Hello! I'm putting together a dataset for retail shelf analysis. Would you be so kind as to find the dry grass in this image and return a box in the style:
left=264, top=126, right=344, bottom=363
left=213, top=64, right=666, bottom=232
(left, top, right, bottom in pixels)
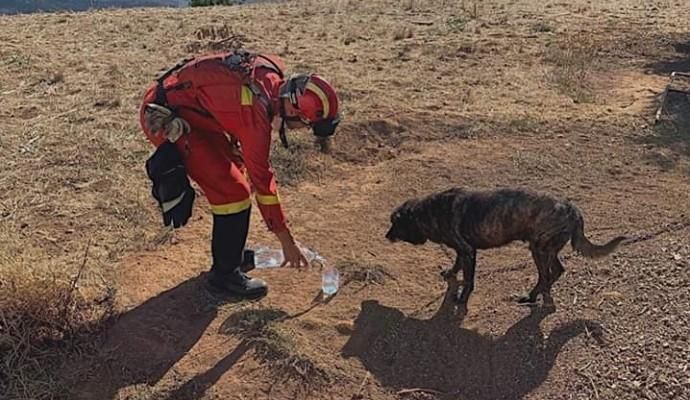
left=271, top=133, right=323, bottom=186
left=338, top=260, right=396, bottom=287
left=544, top=33, right=602, bottom=103
left=253, top=324, right=330, bottom=387
left=186, top=23, right=248, bottom=53
left=392, top=26, right=414, bottom=41
left=0, top=242, right=114, bottom=399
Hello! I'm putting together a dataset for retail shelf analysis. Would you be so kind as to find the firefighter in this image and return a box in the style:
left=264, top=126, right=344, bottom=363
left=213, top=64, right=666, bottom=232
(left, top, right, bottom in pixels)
left=140, top=49, right=340, bottom=299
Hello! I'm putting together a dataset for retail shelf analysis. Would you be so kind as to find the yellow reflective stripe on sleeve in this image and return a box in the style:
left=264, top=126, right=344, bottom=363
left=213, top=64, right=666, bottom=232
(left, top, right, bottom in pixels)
left=210, top=198, right=252, bottom=215
left=306, top=81, right=329, bottom=117
left=240, top=86, right=253, bottom=106
left=256, top=193, right=280, bottom=206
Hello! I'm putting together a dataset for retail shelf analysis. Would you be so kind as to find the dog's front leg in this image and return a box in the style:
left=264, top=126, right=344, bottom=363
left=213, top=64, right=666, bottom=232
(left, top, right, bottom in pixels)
left=440, top=254, right=463, bottom=280
left=440, top=244, right=477, bottom=304
left=440, top=238, right=473, bottom=279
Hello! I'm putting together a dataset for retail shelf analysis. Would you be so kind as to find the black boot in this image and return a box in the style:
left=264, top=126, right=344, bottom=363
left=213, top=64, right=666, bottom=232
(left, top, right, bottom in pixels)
left=207, top=208, right=268, bottom=298
left=208, top=269, right=268, bottom=299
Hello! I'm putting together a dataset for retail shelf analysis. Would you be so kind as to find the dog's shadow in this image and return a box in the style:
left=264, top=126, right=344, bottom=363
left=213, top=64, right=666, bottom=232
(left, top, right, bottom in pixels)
left=342, top=281, right=603, bottom=400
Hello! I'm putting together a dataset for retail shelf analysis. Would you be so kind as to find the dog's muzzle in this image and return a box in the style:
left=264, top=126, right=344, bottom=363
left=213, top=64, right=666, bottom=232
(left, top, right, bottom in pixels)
left=385, top=229, right=398, bottom=242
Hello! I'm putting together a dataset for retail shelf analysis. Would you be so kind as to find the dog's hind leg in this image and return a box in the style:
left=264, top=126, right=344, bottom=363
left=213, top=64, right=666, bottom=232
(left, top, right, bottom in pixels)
left=539, top=254, right=564, bottom=308
left=518, top=247, right=551, bottom=305
left=543, top=234, right=570, bottom=306
left=549, top=255, right=565, bottom=286
left=457, top=249, right=477, bottom=304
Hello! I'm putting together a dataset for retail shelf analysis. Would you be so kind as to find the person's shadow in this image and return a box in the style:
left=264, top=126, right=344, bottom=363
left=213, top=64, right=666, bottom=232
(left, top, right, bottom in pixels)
left=70, top=273, right=326, bottom=400
left=341, top=279, right=604, bottom=400
left=70, top=273, right=250, bottom=400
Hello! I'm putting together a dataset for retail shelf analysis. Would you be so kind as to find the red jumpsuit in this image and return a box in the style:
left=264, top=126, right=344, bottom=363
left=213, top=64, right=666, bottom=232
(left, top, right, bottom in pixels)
left=139, top=54, right=288, bottom=233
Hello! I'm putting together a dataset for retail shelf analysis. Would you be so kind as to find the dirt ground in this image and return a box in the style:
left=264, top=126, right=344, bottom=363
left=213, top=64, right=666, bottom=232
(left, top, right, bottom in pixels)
left=1, top=0, right=689, bottom=399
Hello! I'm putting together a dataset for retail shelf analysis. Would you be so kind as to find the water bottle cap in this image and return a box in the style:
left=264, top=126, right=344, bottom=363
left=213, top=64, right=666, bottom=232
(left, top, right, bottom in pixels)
left=312, top=256, right=325, bottom=269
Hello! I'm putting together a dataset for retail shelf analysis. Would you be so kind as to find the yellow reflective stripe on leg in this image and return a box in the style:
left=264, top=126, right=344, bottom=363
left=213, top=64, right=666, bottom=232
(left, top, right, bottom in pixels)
left=240, top=86, right=253, bottom=106
left=256, top=193, right=280, bottom=206
left=210, top=198, right=252, bottom=215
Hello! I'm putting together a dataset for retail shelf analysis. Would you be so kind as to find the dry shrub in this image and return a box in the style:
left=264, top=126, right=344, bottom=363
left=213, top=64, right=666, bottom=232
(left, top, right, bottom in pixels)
left=0, top=261, right=114, bottom=400
left=533, top=21, right=554, bottom=33
left=338, top=261, right=396, bottom=287
left=392, top=26, right=414, bottom=41
left=220, top=307, right=330, bottom=388
left=271, top=133, right=322, bottom=186
left=544, top=33, right=602, bottom=103
left=253, top=324, right=330, bottom=386
left=186, top=23, right=248, bottom=53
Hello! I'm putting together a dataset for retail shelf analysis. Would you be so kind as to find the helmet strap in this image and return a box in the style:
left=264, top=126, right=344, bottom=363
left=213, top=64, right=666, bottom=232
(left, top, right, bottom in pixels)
left=279, top=119, right=289, bottom=149
left=278, top=99, right=290, bottom=149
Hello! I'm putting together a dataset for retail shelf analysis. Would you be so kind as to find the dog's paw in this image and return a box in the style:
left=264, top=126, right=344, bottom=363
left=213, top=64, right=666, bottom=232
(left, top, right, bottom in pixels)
left=515, top=294, right=538, bottom=306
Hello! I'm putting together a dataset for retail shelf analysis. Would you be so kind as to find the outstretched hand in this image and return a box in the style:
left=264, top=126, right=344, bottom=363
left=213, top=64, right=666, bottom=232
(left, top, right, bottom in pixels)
left=276, top=230, right=309, bottom=268
left=280, top=240, right=309, bottom=268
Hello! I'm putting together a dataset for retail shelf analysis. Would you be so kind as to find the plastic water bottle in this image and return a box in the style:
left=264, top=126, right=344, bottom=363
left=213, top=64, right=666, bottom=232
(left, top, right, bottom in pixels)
left=252, top=244, right=322, bottom=269
left=253, top=247, right=284, bottom=268
left=318, top=258, right=340, bottom=297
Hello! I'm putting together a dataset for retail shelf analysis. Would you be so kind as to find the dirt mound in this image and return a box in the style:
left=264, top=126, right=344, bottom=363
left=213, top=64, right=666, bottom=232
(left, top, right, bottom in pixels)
left=332, top=115, right=470, bottom=164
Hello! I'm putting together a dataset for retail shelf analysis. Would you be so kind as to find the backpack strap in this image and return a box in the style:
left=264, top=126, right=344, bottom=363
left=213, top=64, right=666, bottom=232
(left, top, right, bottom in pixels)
left=152, top=50, right=283, bottom=123
left=153, top=57, right=195, bottom=105
left=220, top=50, right=285, bottom=121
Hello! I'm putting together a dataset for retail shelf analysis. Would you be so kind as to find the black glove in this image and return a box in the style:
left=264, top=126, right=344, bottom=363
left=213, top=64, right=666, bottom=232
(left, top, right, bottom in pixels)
left=145, top=141, right=195, bottom=228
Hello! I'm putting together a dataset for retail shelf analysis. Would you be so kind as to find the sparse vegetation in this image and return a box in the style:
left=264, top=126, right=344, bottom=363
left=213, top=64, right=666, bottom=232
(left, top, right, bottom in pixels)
left=446, top=15, right=467, bottom=32
left=0, top=260, right=114, bottom=399
left=271, top=133, right=321, bottom=186
left=338, top=260, right=396, bottom=287
left=544, top=33, right=602, bottom=103
left=392, top=26, right=414, bottom=41
left=533, top=21, right=554, bottom=33
left=220, top=307, right=330, bottom=387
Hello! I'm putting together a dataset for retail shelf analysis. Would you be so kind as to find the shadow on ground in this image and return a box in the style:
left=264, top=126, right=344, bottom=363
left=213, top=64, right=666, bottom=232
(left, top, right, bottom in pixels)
left=68, top=273, right=250, bottom=400
left=639, top=86, right=690, bottom=173
left=646, top=37, right=690, bottom=75
left=342, top=285, right=603, bottom=400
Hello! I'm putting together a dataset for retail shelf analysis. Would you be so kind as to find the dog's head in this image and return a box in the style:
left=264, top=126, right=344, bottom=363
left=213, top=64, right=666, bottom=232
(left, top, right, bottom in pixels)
left=385, top=200, right=428, bottom=245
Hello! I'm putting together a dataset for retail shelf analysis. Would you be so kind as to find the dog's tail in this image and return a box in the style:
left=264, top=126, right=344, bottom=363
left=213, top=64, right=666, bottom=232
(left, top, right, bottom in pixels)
left=570, top=207, right=626, bottom=259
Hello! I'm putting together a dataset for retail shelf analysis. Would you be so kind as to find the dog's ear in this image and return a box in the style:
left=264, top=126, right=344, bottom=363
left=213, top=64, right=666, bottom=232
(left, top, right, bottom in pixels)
left=390, top=202, right=408, bottom=223
left=399, top=199, right=418, bottom=217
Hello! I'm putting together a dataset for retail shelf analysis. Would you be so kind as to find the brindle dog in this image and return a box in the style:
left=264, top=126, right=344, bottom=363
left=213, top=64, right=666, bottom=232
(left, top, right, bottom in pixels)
left=386, top=188, right=626, bottom=306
